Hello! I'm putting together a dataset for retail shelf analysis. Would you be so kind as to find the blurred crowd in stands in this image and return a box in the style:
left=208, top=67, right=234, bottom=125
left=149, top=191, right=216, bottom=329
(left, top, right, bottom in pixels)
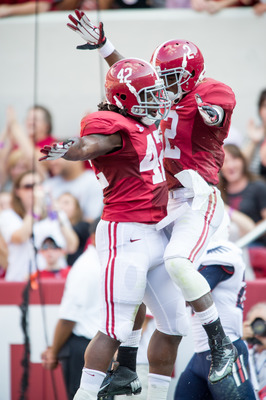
left=0, top=0, right=266, bottom=16
left=0, top=104, right=103, bottom=281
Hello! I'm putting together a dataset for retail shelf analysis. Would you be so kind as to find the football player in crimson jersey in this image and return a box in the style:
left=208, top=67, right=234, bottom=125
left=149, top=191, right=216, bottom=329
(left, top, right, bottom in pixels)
left=40, top=58, right=190, bottom=400
left=66, top=10, right=238, bottom=396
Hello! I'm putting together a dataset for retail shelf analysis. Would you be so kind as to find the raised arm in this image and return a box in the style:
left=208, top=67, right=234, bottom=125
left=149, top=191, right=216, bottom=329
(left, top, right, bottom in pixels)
left=67, top=10, right=124, bottom=67
left=39, top=133, right=122, bottom=162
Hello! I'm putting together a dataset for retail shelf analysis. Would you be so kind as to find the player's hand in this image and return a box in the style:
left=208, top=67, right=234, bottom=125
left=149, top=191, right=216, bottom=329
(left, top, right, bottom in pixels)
left=39, top=140, right=75, bottom=161
left=195, top=93, right=220, bottom=125
left=67, top=9, right=106, bottom=50
left=41, top=347, right=58, bottom=370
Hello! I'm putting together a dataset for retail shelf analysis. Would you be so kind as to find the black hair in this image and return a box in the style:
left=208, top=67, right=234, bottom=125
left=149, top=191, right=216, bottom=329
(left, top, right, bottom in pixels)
left=97, top=101, right=128, bottom=117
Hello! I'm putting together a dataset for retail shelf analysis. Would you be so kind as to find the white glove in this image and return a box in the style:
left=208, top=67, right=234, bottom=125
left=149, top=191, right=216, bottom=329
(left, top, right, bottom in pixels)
left=67, top=9, right=106, bottom=50
left=195, top=93, right=224, bottom=126
left=39, top=140, right=76, bottom=161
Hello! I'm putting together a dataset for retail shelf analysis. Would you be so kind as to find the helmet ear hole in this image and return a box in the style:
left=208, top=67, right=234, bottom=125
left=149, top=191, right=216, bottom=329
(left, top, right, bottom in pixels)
left=191, top=70, right=195, bottom=78
left=120, top=94, right=127, bottom=101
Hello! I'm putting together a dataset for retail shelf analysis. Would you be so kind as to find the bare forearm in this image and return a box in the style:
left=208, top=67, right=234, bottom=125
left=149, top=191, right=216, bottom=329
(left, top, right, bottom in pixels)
left=104, top=50, right=124, bottom=67
left=230, top=209, right=255, bottom=237
left=59, top=224, right=79, bottom=254
left=0, top=235, right=8, bottom=270
left=242, top=141, right=257, bottom=164
left=42, top=319, right=75, bottom=370
left=11, top=214, right=33, bottom=244
left=52, top=319, right=75, bottom=356
left=63, top=134, right=122, bottom=161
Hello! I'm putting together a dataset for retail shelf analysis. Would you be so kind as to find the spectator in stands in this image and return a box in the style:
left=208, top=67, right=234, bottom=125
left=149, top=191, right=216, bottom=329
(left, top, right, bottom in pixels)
left=242, top=302, right=266, bottom=400
left=1, top=149, right=35, bottom=192
left=23, top=105, right=57, bottom=150
left=0, top=169, right=79, bottom=280
left=0, top=191, right=11, bottom=211
left=190, top=0, right=258, bottom=14
left=0, top=0, right=82, bottom=17
left=166, top=0, right=190, bottom=8
left=43, top=156, right=103, bottom=223
left=252, top=0, right=266, bottom=14
left=259, top=139, right=266, bottom=179
left=0, top=170, right=44, bottom=281
left=0, top=0, right=52, bottom=17
left=31, top=235, right=71, bottom=280
left=56, top=192, right=91, bottom=266
left=0, top=234, right=8, bottom=278
left=243, top=89, right=266, bottom=177
left=218, top=144, right=266, bottom=248
left=80, top=0, right=160, bottom=9
left=0, top=106, right=50, bottom=190
left=241, top=0, right=266, bottom=13
left=41, top=219, right=101, bottom=400
left=33, top=193, right=79, bottom=270
left=224, top=203, right=255, bottom=242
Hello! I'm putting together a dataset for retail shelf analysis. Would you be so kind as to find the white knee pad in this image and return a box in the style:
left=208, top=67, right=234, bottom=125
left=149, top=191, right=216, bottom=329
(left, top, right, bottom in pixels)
left=100, top=321, right=134, bottom=344
left=100, top=303, right=137, bottom=343
left=165, top=257, right=210, bottom=302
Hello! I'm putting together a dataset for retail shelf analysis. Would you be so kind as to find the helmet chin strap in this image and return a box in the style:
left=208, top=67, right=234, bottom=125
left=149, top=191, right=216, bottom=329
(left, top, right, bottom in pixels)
left=167, top=88, right=183, bottom=103
left=140, top=116, right=155, bottom=126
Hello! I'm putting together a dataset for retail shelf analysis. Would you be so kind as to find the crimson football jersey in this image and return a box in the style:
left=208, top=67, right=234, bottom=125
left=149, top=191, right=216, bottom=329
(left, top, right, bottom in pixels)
left=80, top=111, right=167, bottom=223
left=161, top=78, right=236, bottom=190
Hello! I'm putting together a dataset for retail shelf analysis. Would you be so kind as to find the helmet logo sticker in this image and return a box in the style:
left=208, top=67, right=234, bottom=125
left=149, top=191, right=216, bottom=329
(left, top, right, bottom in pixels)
left=117, top=67, right=132, bottom=83
left=182, top=44, right=195, bottom=69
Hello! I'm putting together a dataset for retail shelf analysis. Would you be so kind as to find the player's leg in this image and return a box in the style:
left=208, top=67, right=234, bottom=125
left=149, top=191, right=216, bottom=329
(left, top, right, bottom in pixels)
left=144, top=253, right=189, bottom=400
left=98, top=304, right=145, bottom=399
left=174, top=353, right=212, bottom=400
left=208, top=339, right=257, bottom=400
left=164, top=188, right=237, bottom=383
left=74, top=221, right=150, bottom=400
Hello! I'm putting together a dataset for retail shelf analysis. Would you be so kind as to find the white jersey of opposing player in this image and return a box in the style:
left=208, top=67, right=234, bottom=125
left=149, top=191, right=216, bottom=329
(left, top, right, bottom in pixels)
left=192, top=240, right=246, bottom=353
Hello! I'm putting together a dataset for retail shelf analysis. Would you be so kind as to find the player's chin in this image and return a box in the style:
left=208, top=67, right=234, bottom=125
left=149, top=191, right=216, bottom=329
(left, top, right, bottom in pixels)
left=151, top=109, right=158, bottom=117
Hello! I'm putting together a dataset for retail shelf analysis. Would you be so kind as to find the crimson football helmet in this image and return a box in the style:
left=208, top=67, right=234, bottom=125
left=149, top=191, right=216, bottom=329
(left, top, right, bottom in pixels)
left=105, top=58, right=171, bottom=124
left=150, top=39, right=205, bottom=102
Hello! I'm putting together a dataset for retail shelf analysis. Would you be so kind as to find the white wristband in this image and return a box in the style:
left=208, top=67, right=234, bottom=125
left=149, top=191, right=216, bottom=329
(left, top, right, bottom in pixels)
left=58, top=210, right=72, bottom=229
left=98, top=38, right=115, bottom=58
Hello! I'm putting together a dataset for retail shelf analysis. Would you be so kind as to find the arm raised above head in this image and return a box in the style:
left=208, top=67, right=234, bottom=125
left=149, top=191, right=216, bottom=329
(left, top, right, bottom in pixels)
left=67, top=9, right=124, bottom=67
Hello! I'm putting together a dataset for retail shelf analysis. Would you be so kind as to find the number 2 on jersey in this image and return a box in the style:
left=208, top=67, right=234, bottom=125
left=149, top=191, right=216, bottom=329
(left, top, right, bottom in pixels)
left=164, top=110, right=181, bottom=159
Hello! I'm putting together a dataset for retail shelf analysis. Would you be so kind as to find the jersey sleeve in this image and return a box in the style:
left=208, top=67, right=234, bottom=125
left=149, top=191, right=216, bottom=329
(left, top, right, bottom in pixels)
left=80, top=111, right=129, bottom=137
left=197, top=79, right=236, bottom=113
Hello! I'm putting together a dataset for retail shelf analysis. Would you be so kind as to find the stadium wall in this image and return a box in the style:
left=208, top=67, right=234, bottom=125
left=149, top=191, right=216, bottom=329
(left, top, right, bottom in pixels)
left=0, top=9, right=266, bottom=142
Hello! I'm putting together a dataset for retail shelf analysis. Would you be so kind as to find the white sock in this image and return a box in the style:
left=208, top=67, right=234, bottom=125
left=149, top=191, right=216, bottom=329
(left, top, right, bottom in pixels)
left=73, top=387, right=96, bottom=400
left=120, top=329, right=142, bottom=347
left=195, top=303, right=219, bottom=325
left=80, top=368, right=106, bottom=393
left=147, top=373, right=171, bottom=400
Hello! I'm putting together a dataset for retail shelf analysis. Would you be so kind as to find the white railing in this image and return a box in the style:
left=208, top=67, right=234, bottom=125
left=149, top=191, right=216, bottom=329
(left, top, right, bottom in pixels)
left=236, top=220, right=266, bottom=249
